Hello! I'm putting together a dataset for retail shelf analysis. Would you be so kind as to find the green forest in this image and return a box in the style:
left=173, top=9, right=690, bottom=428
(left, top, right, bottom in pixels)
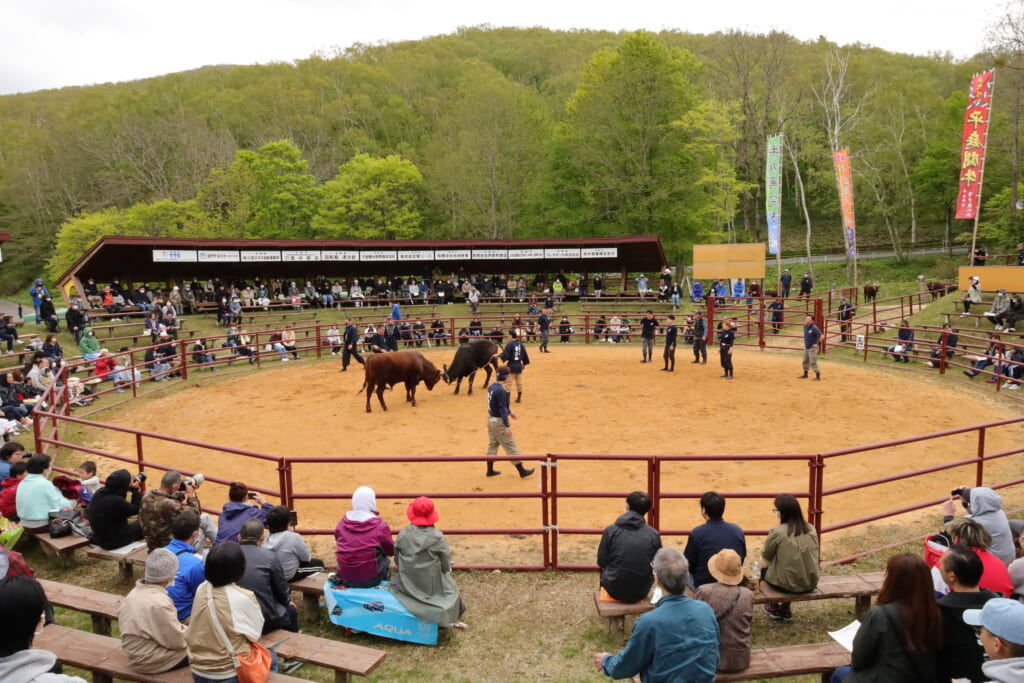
left=1, top=24, right=1022, bottom=293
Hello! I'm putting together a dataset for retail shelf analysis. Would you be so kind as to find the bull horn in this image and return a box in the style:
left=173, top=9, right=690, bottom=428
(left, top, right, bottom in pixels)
left=442, top=363, right=451, bottom=383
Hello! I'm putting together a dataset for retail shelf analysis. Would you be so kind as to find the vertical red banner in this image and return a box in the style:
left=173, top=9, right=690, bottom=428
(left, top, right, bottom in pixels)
left=833, top=149, right=856, bottom=256
left=955, top=70, right=995, bottom=220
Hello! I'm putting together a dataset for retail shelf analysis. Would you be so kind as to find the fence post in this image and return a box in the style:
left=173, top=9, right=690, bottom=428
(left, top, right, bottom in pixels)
left=255, top=332, right=262, bottom=368
left=976, top=427, right=986, bottom=486
left=585, top=314, right=590, bottom=345
left=278, top=458, right=291, bottom=508
left=129, top=350, right=138, bottom=397
left=707, top=297, right=716, bottom=336
left=809, top=455, right=825, bottom=560
left=758, top=298, right=765, bottom=348
left=648, top=457, right=659, bottom=531
left=179, top=339, right=189, bottom=380
left=938, top=335, right=948, bottom=374
left=541, top=455, right=550, bottom=569
left=136, top=433, right=144, bottom=473
left=549, top=453, right=559, bottom=570
left=315, top=323, right=323, bottom=360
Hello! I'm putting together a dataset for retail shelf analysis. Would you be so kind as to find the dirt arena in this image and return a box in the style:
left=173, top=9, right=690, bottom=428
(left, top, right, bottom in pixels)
left=80, top=345, right=1023, bottom=566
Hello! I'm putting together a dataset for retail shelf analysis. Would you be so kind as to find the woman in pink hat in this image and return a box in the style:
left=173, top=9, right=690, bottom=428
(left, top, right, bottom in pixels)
left=389, top=497, right=465, bottom=627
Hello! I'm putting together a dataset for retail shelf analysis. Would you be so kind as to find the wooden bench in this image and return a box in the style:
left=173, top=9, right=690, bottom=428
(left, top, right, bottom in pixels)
left=34, top=532, right=92, bottom=568
left=718, top=641, right=851, bottom=682
left=86, top=542, right=149, bottom=581
left=291, top=571, right=328, bottom=619
left=594, top=572, right=884, bottom=642
left=34, top=623, right=300, bottom=683
left=261, top=629, right=387, bottom=683
left=38, top=577, right=123, bottom=635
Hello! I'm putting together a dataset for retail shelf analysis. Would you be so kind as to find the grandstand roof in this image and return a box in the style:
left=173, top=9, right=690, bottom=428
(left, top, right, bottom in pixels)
left=56, top=235, right=667, bottom=291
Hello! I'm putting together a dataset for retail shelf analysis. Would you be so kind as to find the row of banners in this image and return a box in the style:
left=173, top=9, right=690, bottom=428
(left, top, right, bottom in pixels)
left=764, top=69, right=995, bottom=253
left=152, top=247, right=620, bottom=264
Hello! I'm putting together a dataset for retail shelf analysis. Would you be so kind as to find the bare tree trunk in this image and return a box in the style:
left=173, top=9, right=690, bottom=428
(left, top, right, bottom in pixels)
left=787, top=141, right=814, bottom=281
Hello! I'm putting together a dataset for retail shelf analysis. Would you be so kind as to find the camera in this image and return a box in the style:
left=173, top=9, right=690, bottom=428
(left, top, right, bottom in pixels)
left=178, top=473, right=205, bottom=492
left=951, top=486, right=967, bottom=499
left=133, top=472, right=147, bottom=483
left=247, top=492, right=258, bottom=499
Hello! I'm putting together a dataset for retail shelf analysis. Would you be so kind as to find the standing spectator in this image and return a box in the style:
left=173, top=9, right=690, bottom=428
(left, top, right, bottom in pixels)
left=684, top=491, right=747, bottom=588
left=594, top=548, right=719, bottom=682
left=768, top=298, right=784, bottom=334
left=15, top=454, right=74, bottom=533
left=662, top=314, right=677, bottom=371
left=669, top=281, right=683, bottom=310
left=0, top=576, right=86, bottom=682
left=837, top=298, right=854, bottom=343
left=264, top=505, right=323, bottom=582
left=635, top=274, right=650, bottom=301
left=65, top=303, right=86, bottom=343
left=118, top=549, right=189, bottom=674
left=799, top=272, right=813, bottom=296
left=237, top=519, right=298, bottom=634
left=389, top=497, right=465, bottom=626
left=800, top=315, right=823, bottom=380
left=780, top=269, right=792, bottom=298
left=639, top=311, right=658, bottom=364
left=1017, top=243, right=1024, bottom=266
left=28, top=279, right=49, bottom=326
left=831, top=553, right=941, bottom=682
left=936, top=545, right=999, bottom=682
left=86, top=469, right=144, bottom=550
left=499, top=330, right=529, bottom=403
left=718, top=320, right=736, bottom=379
left=334, top=486, right=394, bottom=588
left=558, top=315, right=572, bottom=344
left=593, top=275, right=604, bottom=298
left=962, top=276, right=982, bottom=316
left=186, top=542, right=275, bottom=681
left=597, top=491, right=662, bottom=603
left=760, top=494, right=819, bottom=621
left=694, top=549, right=753, bottom=673
left=214, top=482, right=273, bottom=545
left=692, top=310, right=708, bottom=364
left=973, top=244, right=988, bottom=266
left=165, top=510, right=206, bottom=621
left=962, top=598, right=1024, bottom=682
left=484, top=367, right=534, bottom=478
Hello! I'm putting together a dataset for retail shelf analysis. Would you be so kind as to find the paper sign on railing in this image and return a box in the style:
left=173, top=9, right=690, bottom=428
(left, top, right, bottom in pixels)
left=855, top=335, right=865, bottom=351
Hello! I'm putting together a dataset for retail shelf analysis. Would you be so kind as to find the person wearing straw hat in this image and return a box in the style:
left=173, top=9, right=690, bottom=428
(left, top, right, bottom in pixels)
left=694, top=549, right=753, bottom=673
left=389, top=497, right=465, bottom=627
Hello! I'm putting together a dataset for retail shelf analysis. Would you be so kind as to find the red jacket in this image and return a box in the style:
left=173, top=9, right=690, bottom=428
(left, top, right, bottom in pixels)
left=974, top=546, right=1014, bottom=597
left=0, top=476, right=22, bottom=518
left=94, top=355, right=116, bottom=378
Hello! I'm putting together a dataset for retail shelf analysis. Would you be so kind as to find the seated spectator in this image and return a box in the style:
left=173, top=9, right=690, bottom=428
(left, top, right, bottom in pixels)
left=100, top=286, right=122, bottom=314
left=165, top=510, right=206, bottom=621
left=0, top=316, right=21, bottom=352
left=924, top=323, right=959, bottom=368
left=118, top=548, right=189, bottom=674
left=0, top=374, right=33, bottom=426
left=594, top=548, right=719, bottom=682
left=935, top=518, right=1014, bottom=597
left=214, top=481, right=273, bottom=545
left=281, top=325, right=299, bottom=359
left=963, top=333, right=1005, bottom=380
left=831, top=553, right=941, bottom=682
left=144, top=312, right=163, bottom=343
left=15, top=454, right=74, bottom=533
left=326, top=325, right=342, bottom=355
left=334, top=486, right=394, bottom=588
left=74, top=461, right=99, bottom=501
left=694, top=549, right=752, bottom=673
left=0, top=441, right=23, bottom=481
left=154, top=334, right=182, bottom=377
left=944, top=486, right=1015, bottom=564
left=93, top=349, right=117, bottom=379
left=962, top=598, right=1024, bottom=682
left=684, top=491, right=747, bottom=588
left=139, top=471, right=204, bottom=550
left=37, top=296, right=59, bottom=333
left=238, top=519, right=298, bottom=634
left=389, top=497, right=464, bottom=626
left=78, top=327, right=102, bottom=361
left=887, top=319, right=914, bottom=362
left=186, top=542, right=276, bottom=680
left=0, top=461, right=28, bottom=520
left=25, top=355, right=54, bottom=394
left=761, top=494, right=819, bottom=621
left=267, top=330, right=290, bottom=362
left=0, top=576, right=86, bottom=682
left=265, top=505, right=323, bottom=582
left=191, top=338, right=216, bottom=371
left=40, top=334, right=63, bottom=367
left=597, top=491, right=662, bottom=603
left=86, top=469, right=144, bottom=550
left=936, top=545, right=999, bottom=682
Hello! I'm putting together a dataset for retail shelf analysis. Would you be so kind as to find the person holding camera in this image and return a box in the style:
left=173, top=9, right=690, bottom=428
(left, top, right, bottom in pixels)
left=944, top=486, right=1015, bottom=565
left=86, top=469, right=144, bottom=550
left=139, top=471, right=204, bottom=550
left=214, top=482, right=273, bottom=545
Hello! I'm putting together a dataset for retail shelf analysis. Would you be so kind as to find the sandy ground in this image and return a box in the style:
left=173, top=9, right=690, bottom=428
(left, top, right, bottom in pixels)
left=80, top=344, right=1023, bottom=566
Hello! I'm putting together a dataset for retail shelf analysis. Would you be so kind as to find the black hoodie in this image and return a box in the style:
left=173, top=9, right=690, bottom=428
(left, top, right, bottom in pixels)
left=597, top=510, right=662, bottom=602
left=86, top=468, right=143, bottom=549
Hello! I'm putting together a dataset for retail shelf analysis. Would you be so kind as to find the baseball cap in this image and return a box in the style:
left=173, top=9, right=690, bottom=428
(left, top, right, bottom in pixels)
left=963, top=598, right=1024, bottom=645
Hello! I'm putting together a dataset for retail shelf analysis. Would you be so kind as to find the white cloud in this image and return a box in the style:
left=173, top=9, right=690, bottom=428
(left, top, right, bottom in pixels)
left=0, top=0, right=1003, bottom=95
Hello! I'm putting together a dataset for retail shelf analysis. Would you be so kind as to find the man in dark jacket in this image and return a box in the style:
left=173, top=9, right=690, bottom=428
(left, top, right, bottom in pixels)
left=691, top=311, right=708, bottom=364
left=65, top=303, right=87, bottom=343
left=341, top=318, right=365, bottom=371
left=683, top=491, right=746, bottom=587
left=86, top=469, right=143, bottom=550
left=597, top=491, right=662, bottom=602
left=937, top=545, right=998, bottom=682
left=780, top=269, right=792, bottom=298
left=238, top=519, right=298, bottom=634
left=799, top=272, right=813, bottom=296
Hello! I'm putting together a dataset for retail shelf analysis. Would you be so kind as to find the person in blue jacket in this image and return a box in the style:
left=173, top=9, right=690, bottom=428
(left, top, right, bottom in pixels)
left=214, top=481, right=273, bottom=544
left=164, top=510, right=206, bottom=620
left=594, top=547, right=720, bottom=682
left=29, top=279, right=49, bottom=326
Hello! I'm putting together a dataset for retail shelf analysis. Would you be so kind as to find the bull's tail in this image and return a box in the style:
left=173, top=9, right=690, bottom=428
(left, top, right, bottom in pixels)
left=356, top=380, right=367, bottom=395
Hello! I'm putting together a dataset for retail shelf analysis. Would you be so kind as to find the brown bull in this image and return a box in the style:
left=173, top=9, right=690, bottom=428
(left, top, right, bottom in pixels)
left=359, top=351, right=442, bottom=413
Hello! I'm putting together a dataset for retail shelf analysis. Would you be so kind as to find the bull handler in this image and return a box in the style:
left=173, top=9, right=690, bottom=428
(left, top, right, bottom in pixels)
left=498, top=329, right=530, bottom=403
left=485, top=365, right=534, bottom=478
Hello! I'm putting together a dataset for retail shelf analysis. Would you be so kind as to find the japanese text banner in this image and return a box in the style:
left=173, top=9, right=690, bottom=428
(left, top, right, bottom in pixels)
left=765, top=134, right=783, bottom=255
left=833, top=149, right=856, bottom=257
left=955, top=70, right=995, bottom=220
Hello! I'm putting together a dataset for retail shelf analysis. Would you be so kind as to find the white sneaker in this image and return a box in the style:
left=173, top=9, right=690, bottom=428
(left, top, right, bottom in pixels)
left=960, top=313, right=969, bottom=317
left=996, top=325, right=1003, bottom=331
left=1007, top=383, right=1020, bottom=390
left=281, top=357, right=290, bottom=362
left=1008, top=328, right=1016, bottom=333
left=15, top=340, right=23, bottom=344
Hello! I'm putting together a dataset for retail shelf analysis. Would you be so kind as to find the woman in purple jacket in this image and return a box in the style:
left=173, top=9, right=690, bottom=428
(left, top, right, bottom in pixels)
left=334, top=486, right=394, bottom=587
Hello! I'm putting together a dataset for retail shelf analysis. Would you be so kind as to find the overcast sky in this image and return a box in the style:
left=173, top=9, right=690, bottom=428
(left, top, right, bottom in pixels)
left=0, top=0, right=1008, bottom=95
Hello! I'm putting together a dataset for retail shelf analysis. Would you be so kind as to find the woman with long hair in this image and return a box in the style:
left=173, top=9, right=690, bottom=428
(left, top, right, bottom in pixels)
left=831, top=552, right=942, bottom=682
left=760, top=494, right=819, bottom=620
